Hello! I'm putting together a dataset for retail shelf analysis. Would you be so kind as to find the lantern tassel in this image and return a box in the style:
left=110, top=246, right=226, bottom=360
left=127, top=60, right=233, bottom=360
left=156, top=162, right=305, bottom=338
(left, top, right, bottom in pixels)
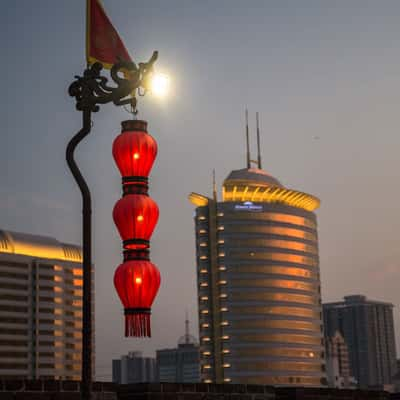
left=125, top=312, right=151, bottom=337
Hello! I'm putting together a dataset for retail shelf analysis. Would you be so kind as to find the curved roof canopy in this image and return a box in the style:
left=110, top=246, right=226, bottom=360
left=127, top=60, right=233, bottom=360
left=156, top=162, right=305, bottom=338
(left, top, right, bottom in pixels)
left=222, top=168, right=320, bottom=212
left=0, top=230, right=82, bottom=263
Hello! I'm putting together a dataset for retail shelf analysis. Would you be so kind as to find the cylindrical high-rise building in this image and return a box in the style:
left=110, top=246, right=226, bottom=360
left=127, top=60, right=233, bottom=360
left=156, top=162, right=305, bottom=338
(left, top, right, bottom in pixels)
left=189, top=167, right=326, bottom=386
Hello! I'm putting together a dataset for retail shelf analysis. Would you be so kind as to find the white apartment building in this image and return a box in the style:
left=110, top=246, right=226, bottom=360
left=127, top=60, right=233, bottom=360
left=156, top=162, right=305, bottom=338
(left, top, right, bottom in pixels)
left=0, top=229, right=93, bottom=380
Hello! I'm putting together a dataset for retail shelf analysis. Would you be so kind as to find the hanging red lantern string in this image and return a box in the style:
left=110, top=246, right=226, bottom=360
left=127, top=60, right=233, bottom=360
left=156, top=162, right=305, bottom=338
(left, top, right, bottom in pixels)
left=112, top=119, right=160, bottom=337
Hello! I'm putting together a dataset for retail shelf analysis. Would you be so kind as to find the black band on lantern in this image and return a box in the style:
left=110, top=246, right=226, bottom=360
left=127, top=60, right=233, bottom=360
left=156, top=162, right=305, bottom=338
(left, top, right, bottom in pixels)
left=122, top=177, right=149, bottom=195
left=123, top=176, right=149, bottom=184
left=121, top=120, right=148, bottom=133
left=124, top=307, right=151, bottom=315
left=123, top=239, right=149, bottom=248
left=123, top=249, right=150, bottom=261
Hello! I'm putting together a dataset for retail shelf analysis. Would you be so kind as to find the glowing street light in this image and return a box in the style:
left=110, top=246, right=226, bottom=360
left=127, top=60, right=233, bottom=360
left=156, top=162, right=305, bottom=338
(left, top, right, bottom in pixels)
left=150, top=72, right=170, bottom=98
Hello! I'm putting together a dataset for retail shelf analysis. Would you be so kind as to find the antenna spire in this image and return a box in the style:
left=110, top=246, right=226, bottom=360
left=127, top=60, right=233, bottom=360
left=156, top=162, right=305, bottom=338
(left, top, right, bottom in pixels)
left=256, top=112, right=262, bottom=169
left=246, top=109, right=251, bottom=169
left=212, top=169, right=217, bottom=201
left=185, top=310, right=190, bottom=344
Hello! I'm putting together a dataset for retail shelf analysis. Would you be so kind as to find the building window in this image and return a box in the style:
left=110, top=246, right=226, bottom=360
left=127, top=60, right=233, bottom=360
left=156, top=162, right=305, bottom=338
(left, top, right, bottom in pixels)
left=0, top=316, right=27, bottom=324
left=0, top=271, right=28, bottom=280
left=0, top=294, right=28, bottom=302
left=72, top=268, right=83, bottom=276
left=0, top=305, right=27, bottom=313
left=0, top=363, right=27, bottom=370
left=0, top=328, right=27, bottom=335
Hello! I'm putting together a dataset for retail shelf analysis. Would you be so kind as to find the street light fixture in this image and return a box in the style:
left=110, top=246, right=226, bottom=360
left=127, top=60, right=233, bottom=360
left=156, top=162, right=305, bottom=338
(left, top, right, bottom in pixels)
left=150, top=73, right=170, bottom=98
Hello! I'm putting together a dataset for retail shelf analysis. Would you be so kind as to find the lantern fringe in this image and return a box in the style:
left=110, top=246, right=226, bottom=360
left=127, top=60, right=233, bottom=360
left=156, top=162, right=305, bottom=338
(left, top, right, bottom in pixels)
left=125, top=313, right=151, bottom=337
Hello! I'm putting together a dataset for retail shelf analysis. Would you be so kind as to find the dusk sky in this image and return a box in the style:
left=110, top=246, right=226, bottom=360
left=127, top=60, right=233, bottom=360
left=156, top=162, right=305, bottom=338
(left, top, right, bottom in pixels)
left=2, top=1, right=400, bottom=379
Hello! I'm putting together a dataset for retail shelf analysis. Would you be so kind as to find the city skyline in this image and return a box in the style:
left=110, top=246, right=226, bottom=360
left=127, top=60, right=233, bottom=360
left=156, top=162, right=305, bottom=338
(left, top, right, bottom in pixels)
left=2, top=1, right=400, bottom=380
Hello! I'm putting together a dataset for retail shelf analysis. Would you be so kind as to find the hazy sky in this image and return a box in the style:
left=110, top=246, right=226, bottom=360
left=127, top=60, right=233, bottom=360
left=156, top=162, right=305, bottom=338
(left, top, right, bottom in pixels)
left=2, top=1, right=400, bottom=379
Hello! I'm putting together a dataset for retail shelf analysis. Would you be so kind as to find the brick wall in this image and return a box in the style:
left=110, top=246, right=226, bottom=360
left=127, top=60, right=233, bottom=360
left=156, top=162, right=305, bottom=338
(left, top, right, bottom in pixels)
left=0, top=379, right=117, bottom=399
left=117, top=383, right=391, bottom=400
left=0, top=380, right=397, bottom=400
left=117, top=383, right=275, bottom=400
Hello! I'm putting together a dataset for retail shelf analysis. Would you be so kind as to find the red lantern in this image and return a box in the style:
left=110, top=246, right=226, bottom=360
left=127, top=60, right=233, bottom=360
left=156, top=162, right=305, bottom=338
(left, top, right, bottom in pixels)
left=113, top=194, right=159, bottom=249
left=113, top=120, right=158, bottom=180
left=114, top=260, right=161, bottom=337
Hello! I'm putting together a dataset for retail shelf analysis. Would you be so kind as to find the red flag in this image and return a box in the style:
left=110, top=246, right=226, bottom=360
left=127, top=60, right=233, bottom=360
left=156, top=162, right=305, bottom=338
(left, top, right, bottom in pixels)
left=86, top=0, right=132, bottom=69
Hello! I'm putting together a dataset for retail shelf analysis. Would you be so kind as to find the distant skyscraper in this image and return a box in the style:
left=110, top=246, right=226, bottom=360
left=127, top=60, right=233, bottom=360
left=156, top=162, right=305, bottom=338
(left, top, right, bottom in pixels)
left=323, top=295, right=397, bottom=388
left=112, top=351, right=157, bottom=384
left=156, top=316, right=200, bottom=382
left=188, top=117, right=326, bottom=386
left=0, top=229, right=92, bottom=380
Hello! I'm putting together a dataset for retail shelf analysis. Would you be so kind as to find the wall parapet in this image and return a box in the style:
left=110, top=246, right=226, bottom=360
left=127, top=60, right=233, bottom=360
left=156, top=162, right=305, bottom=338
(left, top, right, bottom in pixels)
left=0, top=380, right=397, bottom=400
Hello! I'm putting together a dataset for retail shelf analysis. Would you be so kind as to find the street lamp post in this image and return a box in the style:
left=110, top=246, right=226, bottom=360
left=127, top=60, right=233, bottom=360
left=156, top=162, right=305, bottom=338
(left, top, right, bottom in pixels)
left=66, top=52, right=158, bottom=400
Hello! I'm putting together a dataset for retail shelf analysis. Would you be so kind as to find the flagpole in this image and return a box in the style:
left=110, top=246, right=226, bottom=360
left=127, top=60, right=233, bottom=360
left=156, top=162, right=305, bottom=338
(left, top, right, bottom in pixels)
left=86, top=0, right=90, bottom=68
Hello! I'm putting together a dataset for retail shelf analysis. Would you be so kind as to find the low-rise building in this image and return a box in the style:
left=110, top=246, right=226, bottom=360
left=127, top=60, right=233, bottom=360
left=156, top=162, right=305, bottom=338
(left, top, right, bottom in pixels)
left=157, top=317, right=200, bottom=382
left=112, top=351, right=157, bottom=384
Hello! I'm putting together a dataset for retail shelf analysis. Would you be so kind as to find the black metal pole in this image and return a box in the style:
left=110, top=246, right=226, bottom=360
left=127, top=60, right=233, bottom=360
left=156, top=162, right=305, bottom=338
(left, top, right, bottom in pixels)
left=66, top=109, right=92, bottom=400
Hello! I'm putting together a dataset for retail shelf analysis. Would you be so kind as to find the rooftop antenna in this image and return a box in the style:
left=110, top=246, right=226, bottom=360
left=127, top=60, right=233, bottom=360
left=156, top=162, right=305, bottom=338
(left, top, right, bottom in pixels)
left=212, top=169, right=217, bottom=201
left=246, top=109, right=251, bottom=169
left=256, top=112, right=262, bottom=169
left=185, top=310, right=190, bottom=344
